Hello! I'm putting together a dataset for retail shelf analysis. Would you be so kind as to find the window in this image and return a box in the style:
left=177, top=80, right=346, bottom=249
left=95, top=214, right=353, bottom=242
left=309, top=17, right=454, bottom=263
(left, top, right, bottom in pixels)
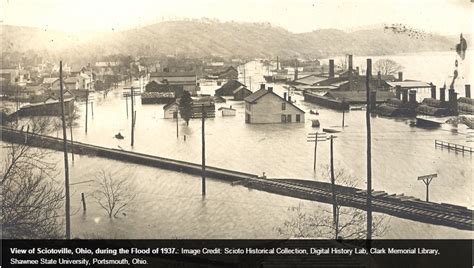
left=282, top=103, right=286, bottom=110
left=246, top=113, right=251, bottom=123
left=296, top=114, right=301, bottom=122
left=287, top=115, right=292, bottom=123
left=173, top=112, right=178, bottom=119
left=281, top=115, right=286, bottom=123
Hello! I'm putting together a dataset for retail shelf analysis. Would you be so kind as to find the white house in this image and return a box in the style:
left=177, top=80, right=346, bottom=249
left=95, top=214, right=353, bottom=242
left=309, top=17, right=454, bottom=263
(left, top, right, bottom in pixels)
left=163, top=101, right=179, bottom=119
left=244, top=85, right=305, bottom=124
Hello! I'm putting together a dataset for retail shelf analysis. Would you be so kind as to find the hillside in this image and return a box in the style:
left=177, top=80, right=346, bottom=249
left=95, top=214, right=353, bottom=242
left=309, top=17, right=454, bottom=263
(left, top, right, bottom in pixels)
left=1, top=20, right=455, bottom=60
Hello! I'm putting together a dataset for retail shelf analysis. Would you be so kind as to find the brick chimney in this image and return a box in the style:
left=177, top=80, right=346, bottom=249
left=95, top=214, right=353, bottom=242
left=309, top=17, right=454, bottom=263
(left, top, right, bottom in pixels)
left=448, top=89, right=458, bottom=114
left=430, top=85, right=436, bottom=99
left=260, top=84, right=265, bottom=90
left=268, top=87, right=273, bottom=92
left=377, top=71, right=381, bottom=87
left=288, top=96, right=292, bottom=102
left=398, top=72, right=403, bottom=82
left=329, top=59, right=335, bottom=79
left=370, top=90, right=377, bottom=112
left=465, top=84, right=471, bottom=98
left=284, top=92, right=287, bottom=101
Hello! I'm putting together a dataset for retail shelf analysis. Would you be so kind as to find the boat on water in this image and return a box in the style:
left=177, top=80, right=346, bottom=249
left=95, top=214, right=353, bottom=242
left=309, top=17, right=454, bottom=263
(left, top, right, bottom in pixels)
left=264, top=74, right=289, bottom=83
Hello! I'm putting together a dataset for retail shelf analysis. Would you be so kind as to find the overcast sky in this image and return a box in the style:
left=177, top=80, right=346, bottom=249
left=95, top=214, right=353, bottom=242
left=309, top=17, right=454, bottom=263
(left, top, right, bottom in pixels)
left=1, top=0, right=472, bottom=35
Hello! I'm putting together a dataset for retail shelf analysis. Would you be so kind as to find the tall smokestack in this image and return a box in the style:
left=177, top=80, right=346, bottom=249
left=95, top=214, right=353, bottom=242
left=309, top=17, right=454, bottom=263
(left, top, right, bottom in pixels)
left=440, top=87, right=446, bottom=102
left=465, top=84, right=471, bottom=98
left=348, top=55, right=353, bottom=91
left=398, top=72, right=403, bottom=82
left=276, top=56, right=279, bottom=70
left=448, top=89, right=458, bottom=114
left=329, top=59, right=335, bottom=79
left=431, top=84, right=437, bottom=99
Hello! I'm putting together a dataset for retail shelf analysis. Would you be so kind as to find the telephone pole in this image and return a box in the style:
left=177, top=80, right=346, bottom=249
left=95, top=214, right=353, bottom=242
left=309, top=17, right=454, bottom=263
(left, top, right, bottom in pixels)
left=329, top=135, right=337, bottom=227
left=124, top=87, right=136, bottom=146
left=307, top=132, right=327, bottom=174
left=366, top=58, right=373, bottom=241
left=201, top=104, right=206, bottom=196
left=418, top=174, right=437, bottom=202
left=85, top=88, right=89, bottom=133
left=59, top=61, right=71, bottom=239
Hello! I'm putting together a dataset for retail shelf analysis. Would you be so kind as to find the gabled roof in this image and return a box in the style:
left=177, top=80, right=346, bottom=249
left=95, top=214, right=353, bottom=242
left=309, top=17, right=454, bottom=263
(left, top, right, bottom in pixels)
left=244, top=88, right=268, bottom=103
left=42, top=77, right=60, bottom=84
left=232, top=85, right=251, bottom=94
left=244, top=88, right=305, bottom=113
left=294, top=74, right=327, bottom=86
left=163, top=101, right=178, bottom=110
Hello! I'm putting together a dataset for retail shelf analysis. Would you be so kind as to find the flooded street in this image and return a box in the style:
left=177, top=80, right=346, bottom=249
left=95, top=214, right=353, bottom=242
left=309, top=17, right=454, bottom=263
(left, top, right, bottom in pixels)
left=9, top=51, right=473, bottom=239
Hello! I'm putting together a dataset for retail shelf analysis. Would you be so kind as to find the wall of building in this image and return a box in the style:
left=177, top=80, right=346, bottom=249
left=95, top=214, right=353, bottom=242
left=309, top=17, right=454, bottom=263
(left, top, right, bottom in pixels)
left=246, top=93, right=304, bottom=124
left=164, top=105, right=179, bottom=119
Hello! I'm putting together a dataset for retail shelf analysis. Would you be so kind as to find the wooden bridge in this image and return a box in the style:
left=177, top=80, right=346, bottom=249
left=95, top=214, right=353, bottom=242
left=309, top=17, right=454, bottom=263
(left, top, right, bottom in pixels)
left=1, top=126, right=472, bottom=231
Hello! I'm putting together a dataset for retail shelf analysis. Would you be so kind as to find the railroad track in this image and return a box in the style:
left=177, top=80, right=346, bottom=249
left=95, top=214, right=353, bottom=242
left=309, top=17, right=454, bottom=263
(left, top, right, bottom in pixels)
left=1, top=126, right=472, bottom=231
left=245, top=178, right=473, bottom=231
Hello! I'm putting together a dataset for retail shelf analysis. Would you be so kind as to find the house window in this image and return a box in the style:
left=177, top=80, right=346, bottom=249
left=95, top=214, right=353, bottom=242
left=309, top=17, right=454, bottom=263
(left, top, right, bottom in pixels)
left=296, top=114, right=301, bottom=122
left=281, top=115, right=286, bottom=123
left=282, top=103, right=286, bottom=110
left=287, top=115, right=292, bottom=123
left=246, top=113, right=251, bottom=123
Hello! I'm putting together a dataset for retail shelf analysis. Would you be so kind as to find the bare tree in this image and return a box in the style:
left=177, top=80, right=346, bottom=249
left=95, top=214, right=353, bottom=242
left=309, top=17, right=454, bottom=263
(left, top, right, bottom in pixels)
left=277, top=166, right=388, bottom=239
left=336, top=57, right=348, bottom=72
left=374, top=59, right=402, bottom=76
left=92, top=170, right=136, bottom=218
left=1, top=118, right=64, bottom=239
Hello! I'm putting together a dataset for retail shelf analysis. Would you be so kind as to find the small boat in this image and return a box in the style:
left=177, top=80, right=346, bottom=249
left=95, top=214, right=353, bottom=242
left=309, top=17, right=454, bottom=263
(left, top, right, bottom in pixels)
left=115, top=132, right=124, bottom=139
left=323, top=128, right=341, bottom=133
left=310, top=110, right=319, bottom=115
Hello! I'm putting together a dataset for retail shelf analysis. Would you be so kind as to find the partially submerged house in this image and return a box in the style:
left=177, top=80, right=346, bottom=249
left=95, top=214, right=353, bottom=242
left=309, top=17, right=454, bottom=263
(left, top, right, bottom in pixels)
left=218, top=106, right=236, bottom=116
left=215, top=80, right=245, bottom=96
left=149, top=71, right=198, bottom=95
left=163, top=101, right=179, bottom=119
left=244, top=84, right=305, bottom=124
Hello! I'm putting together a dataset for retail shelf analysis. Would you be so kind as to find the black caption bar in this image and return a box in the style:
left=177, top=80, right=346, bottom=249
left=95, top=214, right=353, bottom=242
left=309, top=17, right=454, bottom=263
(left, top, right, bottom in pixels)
left=1, top=239, right=472, bottom=268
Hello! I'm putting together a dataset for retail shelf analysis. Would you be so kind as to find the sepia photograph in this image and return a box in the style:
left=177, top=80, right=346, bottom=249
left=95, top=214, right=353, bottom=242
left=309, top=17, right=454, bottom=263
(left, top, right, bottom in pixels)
left=1, top=0, right=472, bottom=267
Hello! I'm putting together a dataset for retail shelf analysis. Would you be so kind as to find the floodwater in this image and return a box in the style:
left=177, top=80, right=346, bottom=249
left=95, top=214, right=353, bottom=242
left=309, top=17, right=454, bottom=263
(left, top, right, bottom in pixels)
left=6, top=51, right=473, bottom=239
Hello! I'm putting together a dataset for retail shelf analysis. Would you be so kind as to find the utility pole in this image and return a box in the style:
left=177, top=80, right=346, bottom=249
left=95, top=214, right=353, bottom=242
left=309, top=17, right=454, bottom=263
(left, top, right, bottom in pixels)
left=418, top=174, right=437, bottom=202
left=176, top=109, right=179, bottom=138
left=130, top=86, right=135, bottom=146
left=85, top=88, right=89, bottom=133
left=59, top=61, right=71, bottom=239
left=307, top=132, right=327, bottom=174
left=329, top=135, right=337, bottom=227
left=243, top=65, right=246, bottom=86
left=125, top=95, right=129, bottom=119
left=201, top=104, right=206, bottom=196
left=366, top=58, right=373, bottom=241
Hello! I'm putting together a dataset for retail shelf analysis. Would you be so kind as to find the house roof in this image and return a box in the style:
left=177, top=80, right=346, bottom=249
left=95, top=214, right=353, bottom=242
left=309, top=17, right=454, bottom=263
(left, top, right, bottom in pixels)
left=244, top=88, right=305, bottom=113
left=386, top=81, right=432, bottom=88
left=294, top=74, right=327, bottom=86
left=215, top=80, right=245, bottom=95
left=218, top=107, right=236, bottom=111
left=42, top=77, right=60, bottom=84
left=232, top=85, right=251, bottom=94
left=163, top=101, right=178, bottom=110
left=150, top=72, right=196, bottom=77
